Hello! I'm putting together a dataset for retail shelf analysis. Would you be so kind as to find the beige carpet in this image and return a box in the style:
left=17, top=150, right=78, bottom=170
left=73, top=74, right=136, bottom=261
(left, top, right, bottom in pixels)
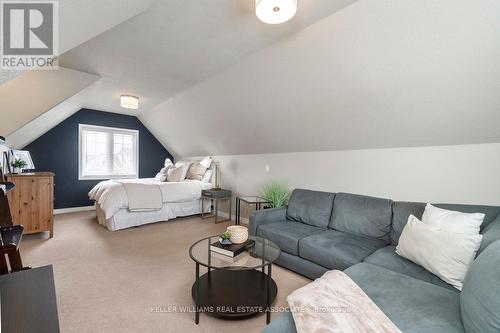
left=20, top=212, right=309, bottom=333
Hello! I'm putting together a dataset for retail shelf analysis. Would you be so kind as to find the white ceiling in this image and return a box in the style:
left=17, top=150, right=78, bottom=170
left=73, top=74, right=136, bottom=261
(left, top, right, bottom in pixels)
left=0, top=0, right=152, bottom=85
left=0, top=0, right=153, bottom=140
left=140, top=0, right=500, bottom=157
left=60, top=0, right=358, bottom=114
left=4, top=0, right=500, bottom=158
left=0, top=68, right=99, bottom=136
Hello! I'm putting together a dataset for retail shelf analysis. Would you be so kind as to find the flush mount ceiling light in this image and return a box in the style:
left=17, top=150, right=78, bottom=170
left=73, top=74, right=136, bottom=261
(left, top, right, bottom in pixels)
left=256, top=0, right=297, bottom=24
left=120, top=95, right=139, bottom=109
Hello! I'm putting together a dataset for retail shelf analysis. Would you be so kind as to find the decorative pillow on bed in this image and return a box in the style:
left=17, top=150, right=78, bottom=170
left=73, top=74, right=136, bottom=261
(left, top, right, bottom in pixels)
left=155, top=159, right=174, bottom=182
left=166, top=161, right=191, bottom=182
left=201, top=169, right=213, bottom=183
left=186, top=163, right=207, bottom=180
left=155, top=166, right=170, bottom=182
left=186, top=157, right=212, bottom=181
left=166, top=165, right=184, bottom=182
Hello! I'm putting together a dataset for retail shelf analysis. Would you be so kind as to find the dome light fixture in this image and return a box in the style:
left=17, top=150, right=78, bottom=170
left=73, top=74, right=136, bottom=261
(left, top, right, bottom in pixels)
left=120, top=95, right=139, bottom=110
left=256, top=0, right=297, bottom=24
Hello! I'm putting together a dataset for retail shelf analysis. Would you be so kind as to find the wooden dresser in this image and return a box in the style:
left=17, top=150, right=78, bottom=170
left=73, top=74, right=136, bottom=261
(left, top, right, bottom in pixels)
left=5, top=172, right=55, bottom=238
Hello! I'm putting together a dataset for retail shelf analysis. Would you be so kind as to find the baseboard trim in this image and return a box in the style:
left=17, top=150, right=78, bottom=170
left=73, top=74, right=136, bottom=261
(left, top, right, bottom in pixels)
left=54, top=206, right=95, bottom=215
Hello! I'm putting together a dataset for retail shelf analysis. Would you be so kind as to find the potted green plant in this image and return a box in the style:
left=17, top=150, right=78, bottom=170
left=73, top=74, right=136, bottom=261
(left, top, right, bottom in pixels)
left=219, top=231, right=232, bottom=247
left=262, top=181, right=291, bottom=208
left=11, top=159, right=28, bottom=174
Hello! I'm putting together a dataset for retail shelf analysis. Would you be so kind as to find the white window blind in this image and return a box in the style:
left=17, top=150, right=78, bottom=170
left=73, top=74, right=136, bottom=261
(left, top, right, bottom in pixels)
left=79, top=124, right=139, bottom=180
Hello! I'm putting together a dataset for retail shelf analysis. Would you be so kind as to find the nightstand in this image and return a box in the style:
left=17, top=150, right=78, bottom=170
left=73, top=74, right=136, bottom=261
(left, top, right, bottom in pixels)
left=201, top=189, right=232, bottom=224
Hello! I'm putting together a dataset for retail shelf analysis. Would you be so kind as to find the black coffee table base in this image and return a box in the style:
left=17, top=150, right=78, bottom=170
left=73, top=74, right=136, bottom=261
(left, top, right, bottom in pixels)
left=192, top=268, right=277, bottom=324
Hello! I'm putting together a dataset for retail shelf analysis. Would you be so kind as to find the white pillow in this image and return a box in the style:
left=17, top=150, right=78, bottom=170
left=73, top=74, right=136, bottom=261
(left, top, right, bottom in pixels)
left=396, top=215, right=482, bottom=290
left=164, top=158, right=173, bottom=168
left=200, top=156, right=212, bottom=168
left=166, top=165, right=184, bottom=182
left=172, top=161, right=192, bottom=181
left=201, top=169, right=213, bottom=183
left=422, top=203, right=484, bottom=235
left=156, top=166, right=170, bottom=182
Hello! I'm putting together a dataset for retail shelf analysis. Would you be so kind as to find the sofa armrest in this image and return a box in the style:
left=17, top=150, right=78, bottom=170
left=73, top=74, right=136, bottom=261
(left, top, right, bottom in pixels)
left=249, top=206, right=287, bottom=236
left=479, top=214, right=500, bottom=254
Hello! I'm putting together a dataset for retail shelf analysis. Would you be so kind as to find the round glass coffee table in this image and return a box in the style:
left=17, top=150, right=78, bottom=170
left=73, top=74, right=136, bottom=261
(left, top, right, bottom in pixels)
left=189, top=235, right=280, bottom=324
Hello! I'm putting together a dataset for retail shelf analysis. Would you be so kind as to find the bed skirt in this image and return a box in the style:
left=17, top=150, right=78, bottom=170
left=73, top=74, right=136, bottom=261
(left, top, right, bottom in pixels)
left=95, top=199, right=211, bottom=231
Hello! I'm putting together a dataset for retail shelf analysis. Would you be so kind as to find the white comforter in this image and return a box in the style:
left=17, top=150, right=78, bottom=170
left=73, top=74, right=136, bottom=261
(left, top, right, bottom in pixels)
left=89, top=178, right=211, bottom=219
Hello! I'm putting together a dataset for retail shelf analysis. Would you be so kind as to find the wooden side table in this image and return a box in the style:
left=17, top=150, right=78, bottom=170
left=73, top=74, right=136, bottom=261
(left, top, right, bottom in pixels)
left=201, top=189, right=232, bottom=224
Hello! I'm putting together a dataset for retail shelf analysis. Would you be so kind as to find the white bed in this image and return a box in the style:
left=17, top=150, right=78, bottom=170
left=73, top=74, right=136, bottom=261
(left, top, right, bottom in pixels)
left=89, top=178, right=213, bottom=231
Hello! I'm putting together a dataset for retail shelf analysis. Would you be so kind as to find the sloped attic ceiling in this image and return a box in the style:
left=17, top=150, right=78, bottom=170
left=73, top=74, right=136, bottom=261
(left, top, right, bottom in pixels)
left=0, top=0, right=153, bottom=85
left=140, top=0, right=500, bottom=157
left=5, top=0, right=358, bottom=148
left=60, top=0, right=358, bottom=115
left=0, top=68, right=99, bottom=136
left=4, top=0, right=500, bottom=158
left=1, top=0, right=153, bottom=142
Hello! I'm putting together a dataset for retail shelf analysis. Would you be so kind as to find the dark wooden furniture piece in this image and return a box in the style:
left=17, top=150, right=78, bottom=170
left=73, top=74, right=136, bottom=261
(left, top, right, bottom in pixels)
left=201, top=189, right=232, bottom=224
left=0, top=181, right=27, bottom=274
left=236, top=196, right=270, bottom=225
left=0, top=265, right=60, bottom=333
left=189, top=235, right=280, bottom=325
left=5, top=172, right=55, bottom=238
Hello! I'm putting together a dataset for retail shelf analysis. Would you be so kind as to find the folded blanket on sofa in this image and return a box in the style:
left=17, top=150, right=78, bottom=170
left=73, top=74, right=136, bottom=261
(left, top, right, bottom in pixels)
left=287, top=270, right=402, bottom=333
left=115, top=179, right=163, bottom=212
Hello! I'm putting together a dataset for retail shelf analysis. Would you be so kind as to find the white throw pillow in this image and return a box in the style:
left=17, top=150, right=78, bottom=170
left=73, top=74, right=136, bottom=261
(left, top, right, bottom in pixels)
left=164, top=158, right=173, bottom=168
left=396, top=215, right=482, bottom=290
left=201, top=169, right=213, bottom=183
left=422, top=203, right=484, bottom=235
left=174, top=161, right=192, bottom=181
left=156, top=166, right=170, bottom=182
left=166, top=165, right=184, bottom=182
left=199, top=156, right=212, bottom=168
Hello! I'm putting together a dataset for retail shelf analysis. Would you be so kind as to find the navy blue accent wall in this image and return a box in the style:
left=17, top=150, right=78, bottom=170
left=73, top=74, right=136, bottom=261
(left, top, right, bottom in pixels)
left=23, top=109, right=174, bottom=209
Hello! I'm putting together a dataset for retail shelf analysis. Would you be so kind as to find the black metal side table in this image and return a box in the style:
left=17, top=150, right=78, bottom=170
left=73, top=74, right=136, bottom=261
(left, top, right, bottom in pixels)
left=201, top=189, right=232, bottom=224
left=189, top=236, right=280, bottom=325
left=236, top=196, right=270, bottom=225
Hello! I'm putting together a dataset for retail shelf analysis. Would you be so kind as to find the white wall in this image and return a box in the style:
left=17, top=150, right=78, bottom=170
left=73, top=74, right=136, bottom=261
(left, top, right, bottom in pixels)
left=198, top=143, right=500, bottom=208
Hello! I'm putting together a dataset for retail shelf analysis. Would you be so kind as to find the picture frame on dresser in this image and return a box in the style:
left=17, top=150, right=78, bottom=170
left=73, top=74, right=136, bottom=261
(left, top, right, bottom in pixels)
left=12, top=150, right=35, bottom=171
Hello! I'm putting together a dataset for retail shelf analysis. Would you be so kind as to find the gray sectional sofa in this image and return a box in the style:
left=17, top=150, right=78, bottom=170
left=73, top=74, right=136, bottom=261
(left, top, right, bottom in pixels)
left=249, top=189, right=500, bottom=333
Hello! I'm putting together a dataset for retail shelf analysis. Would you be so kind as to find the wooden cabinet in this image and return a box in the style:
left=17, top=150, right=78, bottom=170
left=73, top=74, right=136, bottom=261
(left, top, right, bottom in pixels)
left=5, top=172, right=55, bottom=238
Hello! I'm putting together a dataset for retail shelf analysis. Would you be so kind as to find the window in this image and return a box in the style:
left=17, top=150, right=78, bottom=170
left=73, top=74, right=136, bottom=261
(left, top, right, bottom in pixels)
left=79, top=124, right=139, bottom=180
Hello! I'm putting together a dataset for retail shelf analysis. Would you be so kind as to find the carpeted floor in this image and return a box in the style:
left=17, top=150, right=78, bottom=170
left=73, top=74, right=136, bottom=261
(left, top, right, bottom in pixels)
left=20, top=212, right=309, bottom=333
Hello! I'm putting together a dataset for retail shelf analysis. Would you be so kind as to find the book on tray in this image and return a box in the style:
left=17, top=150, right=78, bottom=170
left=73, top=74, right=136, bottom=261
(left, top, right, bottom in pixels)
left=210, top=239, right=255, bottom=257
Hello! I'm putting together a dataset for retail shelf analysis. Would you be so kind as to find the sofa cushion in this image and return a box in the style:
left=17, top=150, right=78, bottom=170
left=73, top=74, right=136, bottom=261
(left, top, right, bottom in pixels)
left=392, top=202, right=500, bottom=246
left=461, top=240, right=500, bottom=333
left=330, top=192, right=392, bottom=242
left=363, top=246, right=456, bottom=291
left=345, top=263, right=465, bottom=333
left=479, top=215, right=500, bottom=253
left=391, top=201, right=426, bottom=245
left=299, top=230, right=386, bottom=270
left=286, top=189, right=335, bottom=228
left=256, top=221, right=323, bottom=255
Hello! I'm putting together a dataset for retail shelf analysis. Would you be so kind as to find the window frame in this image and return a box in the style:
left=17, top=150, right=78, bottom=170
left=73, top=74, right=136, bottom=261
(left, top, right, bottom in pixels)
left=78, top=124, right=139, bottom=180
